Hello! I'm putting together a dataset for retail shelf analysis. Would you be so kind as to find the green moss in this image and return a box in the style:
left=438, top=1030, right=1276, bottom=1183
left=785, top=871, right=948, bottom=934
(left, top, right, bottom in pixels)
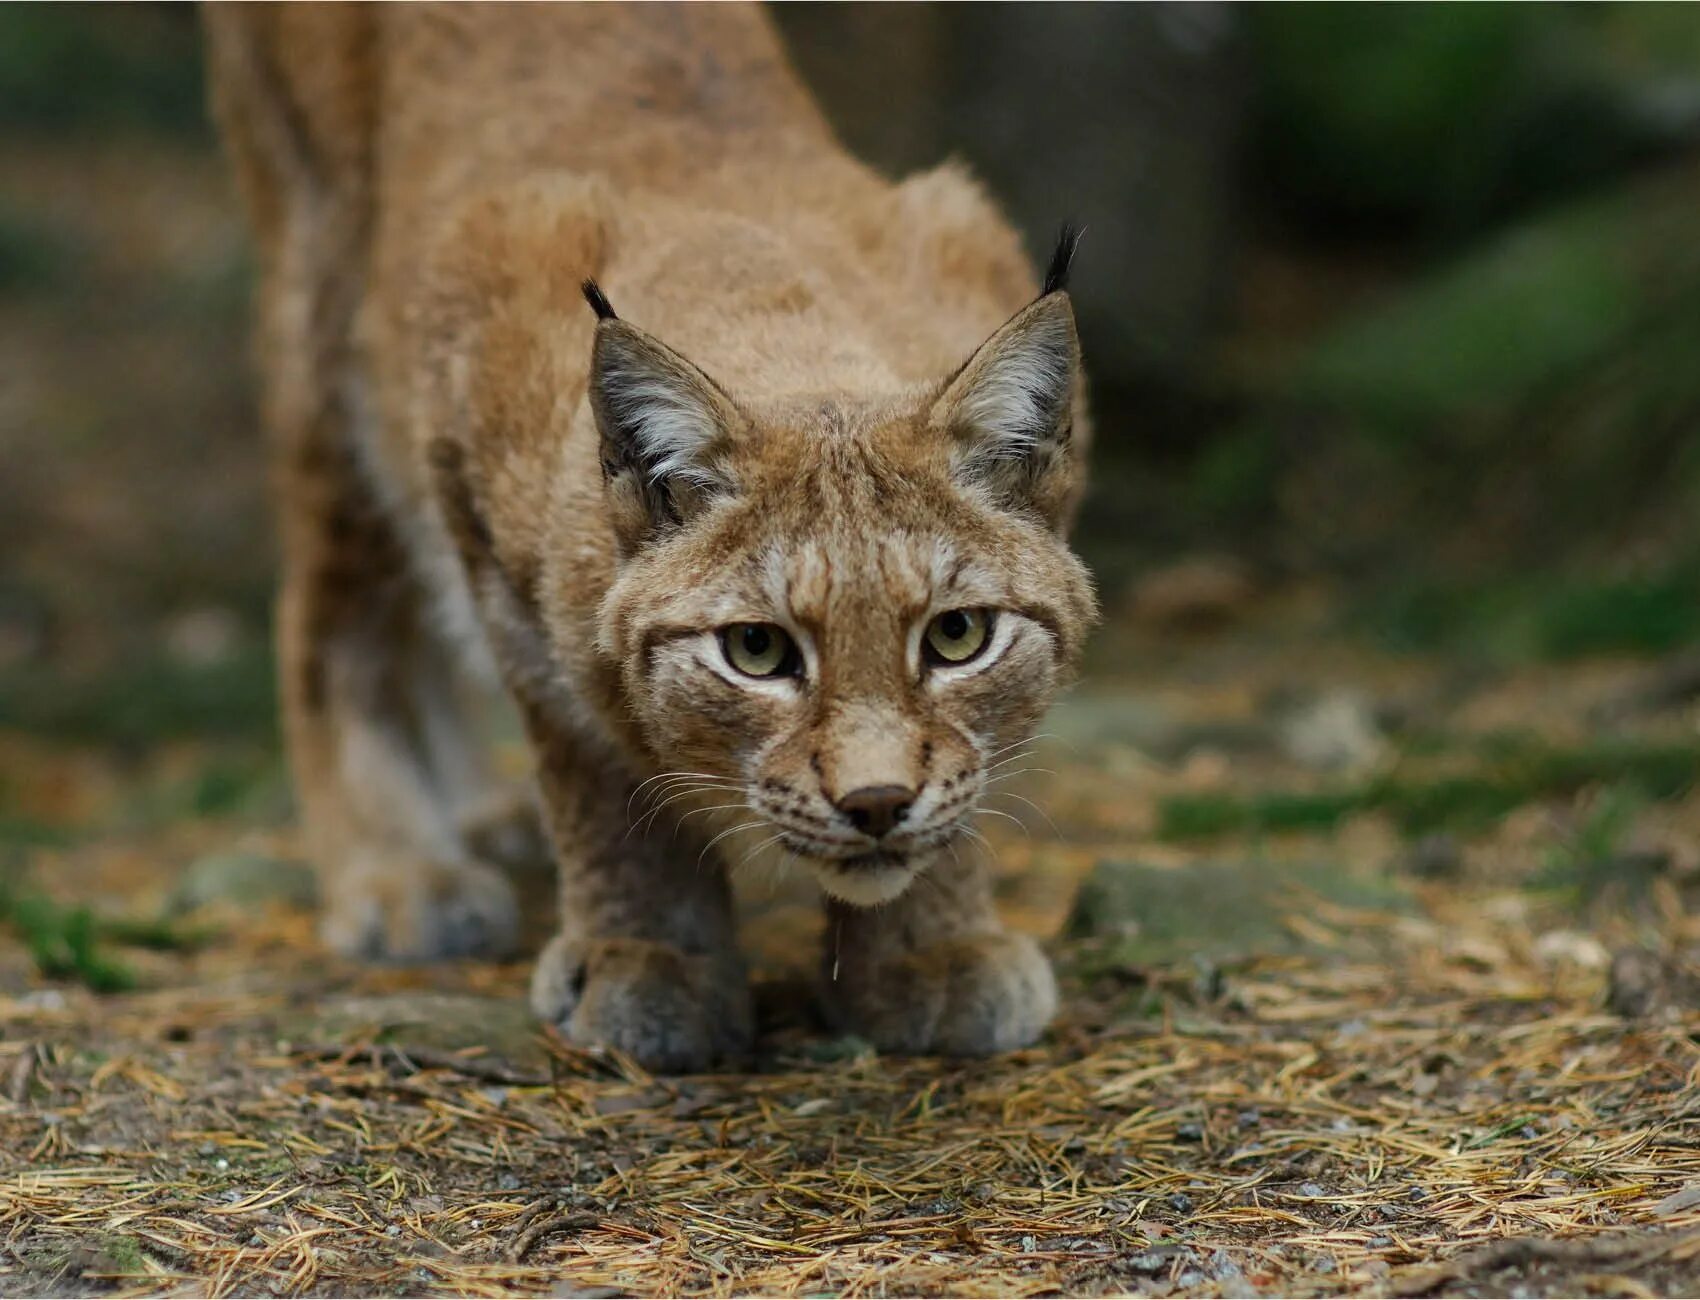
left=0, top=646, right=277, bottom=746
left=1157, top=738, right=1700, bottom=842
left=1360, top=562, right=1700, bottom=662
left=0, top=876, right=217, bottom=992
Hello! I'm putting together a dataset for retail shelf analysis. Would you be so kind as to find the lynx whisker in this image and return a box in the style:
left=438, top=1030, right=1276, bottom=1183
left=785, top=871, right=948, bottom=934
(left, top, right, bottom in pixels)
left=973, top=805, right=1030, bottom=836
left=987, top=788, right=1061, bottom=837
left=734, top=832, right=788, bottom=872
left=626, top=771, right=738, bottom=818
left=629, top=784, right=738, bottom=839
left=984, top=766, right=1057, bottom=786
left=983, top=733, right=1058, bottom=761
left=698, top=819, right=771, bottom=866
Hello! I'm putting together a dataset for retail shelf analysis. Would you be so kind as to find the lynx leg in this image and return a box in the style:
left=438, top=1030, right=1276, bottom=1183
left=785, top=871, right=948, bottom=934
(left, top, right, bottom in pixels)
left=822, top=846, right=1056, bottom=1056
left=276, top=438, right=518, bottom=963
left=525, top=741, right=752, bottom=1071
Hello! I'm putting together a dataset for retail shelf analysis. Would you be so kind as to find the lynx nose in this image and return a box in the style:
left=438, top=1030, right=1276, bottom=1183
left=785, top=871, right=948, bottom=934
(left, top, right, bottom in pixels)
left=835, top=784, right=915, bottom=839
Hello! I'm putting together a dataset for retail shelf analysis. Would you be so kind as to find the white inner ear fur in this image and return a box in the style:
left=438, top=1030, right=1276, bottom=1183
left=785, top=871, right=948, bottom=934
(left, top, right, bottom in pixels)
left=954, top=308, right=1075, bottom=465
left=599, top=363, right=727, bottom=491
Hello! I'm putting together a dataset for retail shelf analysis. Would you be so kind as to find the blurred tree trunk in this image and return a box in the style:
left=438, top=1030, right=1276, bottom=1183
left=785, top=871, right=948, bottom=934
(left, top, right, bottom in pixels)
left=773, top=2, right=1246, bottom=429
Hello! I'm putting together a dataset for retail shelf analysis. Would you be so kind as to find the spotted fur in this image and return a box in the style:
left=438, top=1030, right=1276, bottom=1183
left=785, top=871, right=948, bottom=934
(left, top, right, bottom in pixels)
left=206, top=2, right=1097, bottom=1070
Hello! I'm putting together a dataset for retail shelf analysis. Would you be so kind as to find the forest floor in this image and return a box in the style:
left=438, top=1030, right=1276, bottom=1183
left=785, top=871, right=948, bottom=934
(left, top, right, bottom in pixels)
left=4, top=594, right=1700, bottom=1299
left=4, top=104, right=1700, bottom=1300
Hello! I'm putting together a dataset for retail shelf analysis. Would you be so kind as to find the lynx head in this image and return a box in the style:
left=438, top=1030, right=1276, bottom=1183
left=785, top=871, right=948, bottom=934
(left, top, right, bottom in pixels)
left=591, top=233, right=1097, bottom=905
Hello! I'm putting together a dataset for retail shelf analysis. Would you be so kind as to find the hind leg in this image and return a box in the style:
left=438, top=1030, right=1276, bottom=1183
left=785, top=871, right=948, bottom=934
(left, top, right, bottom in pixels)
left=276, top=430, right=518, bottom=962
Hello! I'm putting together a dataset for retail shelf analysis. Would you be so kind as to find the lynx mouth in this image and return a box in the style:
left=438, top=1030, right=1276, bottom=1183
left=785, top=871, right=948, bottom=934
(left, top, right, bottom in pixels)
left=839, top=848, right=909, bottom=871
left=784, top=838, right=948, bottom=907
left=809, top=854, right=918, bottom=906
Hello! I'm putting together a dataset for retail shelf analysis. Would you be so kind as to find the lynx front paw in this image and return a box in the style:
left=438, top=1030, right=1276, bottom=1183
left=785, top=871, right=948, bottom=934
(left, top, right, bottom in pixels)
left=530, top=934, right=752, bottom=1073
left=321, top=858, right=520, bottom=962
left=833, top=932, right=1057, bottom=1056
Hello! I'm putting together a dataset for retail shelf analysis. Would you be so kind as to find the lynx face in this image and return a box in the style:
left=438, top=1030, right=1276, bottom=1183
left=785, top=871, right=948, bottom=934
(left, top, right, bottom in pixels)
left=590, top=281, right=1097, bottom=905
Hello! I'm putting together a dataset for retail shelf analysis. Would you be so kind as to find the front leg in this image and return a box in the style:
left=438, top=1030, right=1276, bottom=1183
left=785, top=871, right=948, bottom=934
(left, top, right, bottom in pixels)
left=823, top=845, right=1057, bottom=1056
left=525, top=738, right=753, bottom=1073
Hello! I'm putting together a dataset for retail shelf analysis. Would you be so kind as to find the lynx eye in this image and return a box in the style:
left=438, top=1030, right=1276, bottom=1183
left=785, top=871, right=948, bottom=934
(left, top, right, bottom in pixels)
left=924, top=608, right=992, bottom=666
left=721, top=623, right=799, bottom=679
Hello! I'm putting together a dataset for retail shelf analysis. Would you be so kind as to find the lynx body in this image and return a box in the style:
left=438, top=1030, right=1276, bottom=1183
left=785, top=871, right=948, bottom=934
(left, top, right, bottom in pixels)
left=205, top=2, right=1096, bottom=1069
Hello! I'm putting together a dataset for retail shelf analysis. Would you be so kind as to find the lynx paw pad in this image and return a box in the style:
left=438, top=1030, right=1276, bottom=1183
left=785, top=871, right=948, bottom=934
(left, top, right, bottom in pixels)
left=321, top=858, right=520, bottom=962
left=530, top=934, right=752, bottom=1073
left=836, top=931, right=1057, bottom=1057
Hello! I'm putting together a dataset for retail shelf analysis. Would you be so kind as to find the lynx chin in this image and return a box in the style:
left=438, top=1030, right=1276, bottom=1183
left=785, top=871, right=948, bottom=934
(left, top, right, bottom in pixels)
left=206, top=3, right=1098, bottom=1071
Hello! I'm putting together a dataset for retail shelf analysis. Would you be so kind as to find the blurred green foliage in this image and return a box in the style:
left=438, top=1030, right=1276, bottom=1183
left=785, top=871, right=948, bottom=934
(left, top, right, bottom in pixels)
left=1158, top=735, right=1700, bottom=841
left=0, top=210, right=83, bottom=295
left=0, top=871, right=215, bottom=992
left=0, top=3, right=206, bottom=137
left=1363, top=562, right=1700, bottom=662
left=0, top=648, right=276, bottom=747
left=1250, top=4, right=1700, bottom=235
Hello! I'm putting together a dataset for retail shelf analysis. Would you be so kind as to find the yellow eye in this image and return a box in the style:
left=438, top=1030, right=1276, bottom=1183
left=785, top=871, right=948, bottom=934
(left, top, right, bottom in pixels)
left=721, top=623, right=799, bottom=678
left=924, top=608, right=991, bottom=665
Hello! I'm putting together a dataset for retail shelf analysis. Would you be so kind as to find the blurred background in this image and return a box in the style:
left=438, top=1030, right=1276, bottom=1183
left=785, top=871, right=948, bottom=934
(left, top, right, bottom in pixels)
left=3, top=3, right=1700, bottom=906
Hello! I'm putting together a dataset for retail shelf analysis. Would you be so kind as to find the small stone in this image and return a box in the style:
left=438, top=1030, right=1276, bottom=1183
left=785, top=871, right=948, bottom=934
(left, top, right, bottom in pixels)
left=1128, top=1247, right=1180, bottom=1275
left=1276, top=688, right=1387, bottom=772
left=1300, top=1182, right=1325, bottom=1199
left=1175, top=1122, right=1204, bottom=1143
left=163, top=605, right=243, bottom=667
left=1407, top=832, right=1462, bottom=880
left=593, top=1089, right=667, bottom=1116
left=1533, top=929, right=1609, bottom=971
left=1167, top=1192, right=1193, bottom=1214
left=169, top=851, right=316, bottom=915
left=1607, top=948, right=1671, bottom=1018
left=1655, top=1184, right=1700, bottom=1217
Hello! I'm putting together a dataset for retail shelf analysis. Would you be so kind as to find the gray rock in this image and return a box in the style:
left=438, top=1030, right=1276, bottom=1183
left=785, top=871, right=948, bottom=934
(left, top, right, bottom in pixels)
left=1275, top=689, right=1387, bottom=772
left=169, top=851, right=316, bottom=915
left=1066, top=859, right=1412, bottom=964
left=278, top=993, right=547, bottom=1072
left=1407, top=832, right=1463, bottom=880
left=1045, top=692, right=1180, bottom=754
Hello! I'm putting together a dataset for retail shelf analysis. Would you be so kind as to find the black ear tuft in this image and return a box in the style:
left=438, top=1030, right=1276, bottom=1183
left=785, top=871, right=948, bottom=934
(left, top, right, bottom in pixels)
left=581, top=278, right=618, bottom=321
left=1041, top=222, right=1084, bottom=297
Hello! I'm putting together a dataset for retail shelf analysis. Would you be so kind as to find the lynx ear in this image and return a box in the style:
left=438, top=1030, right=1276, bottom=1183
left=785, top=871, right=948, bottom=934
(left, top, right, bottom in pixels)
left=584, top=281, right=742, bottom=550
left=932, top=289, right=1081, bottom=525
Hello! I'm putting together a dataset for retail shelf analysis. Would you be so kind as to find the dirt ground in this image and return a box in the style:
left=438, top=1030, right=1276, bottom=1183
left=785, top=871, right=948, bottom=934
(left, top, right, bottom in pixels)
left=4, top=602, right=1700, bottom=1298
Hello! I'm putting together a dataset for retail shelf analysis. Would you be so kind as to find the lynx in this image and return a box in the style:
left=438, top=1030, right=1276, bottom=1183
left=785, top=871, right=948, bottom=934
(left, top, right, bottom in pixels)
left=205, top=2, right=1097, bottom=1070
